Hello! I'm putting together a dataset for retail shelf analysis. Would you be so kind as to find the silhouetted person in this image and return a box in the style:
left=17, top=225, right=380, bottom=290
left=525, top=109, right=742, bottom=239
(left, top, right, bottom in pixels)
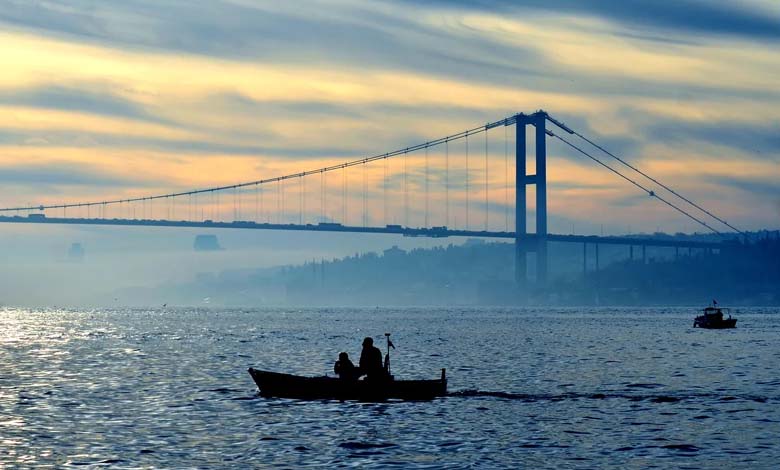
left=359, top=337, right=385, bottom=380
left=334, top=352, right=358, bottom=380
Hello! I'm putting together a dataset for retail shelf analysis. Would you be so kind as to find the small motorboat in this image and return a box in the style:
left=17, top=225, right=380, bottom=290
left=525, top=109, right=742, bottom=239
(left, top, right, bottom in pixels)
left=247, top=368, right=447, bottom=401
left=693, top=304, right=737, bottom=329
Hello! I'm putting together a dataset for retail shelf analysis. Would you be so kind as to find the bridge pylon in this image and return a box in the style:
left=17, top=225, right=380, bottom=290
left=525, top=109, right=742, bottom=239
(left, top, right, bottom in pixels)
left=515, top=111, right=548, bottom=287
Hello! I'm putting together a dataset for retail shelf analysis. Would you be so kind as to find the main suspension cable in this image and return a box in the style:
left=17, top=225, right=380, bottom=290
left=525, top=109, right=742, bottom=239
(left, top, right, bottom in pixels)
left=573, top=129, right=743, bottom=234
left=546, top=114, right=742, bottom=235
left=1, top=121, right=494, bottom=214
left=548, top=130, right=723, bottom=236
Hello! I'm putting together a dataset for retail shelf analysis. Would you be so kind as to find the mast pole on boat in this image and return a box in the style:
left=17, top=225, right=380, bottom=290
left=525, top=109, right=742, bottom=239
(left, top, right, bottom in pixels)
left=384, top=333, right=394, bottom=375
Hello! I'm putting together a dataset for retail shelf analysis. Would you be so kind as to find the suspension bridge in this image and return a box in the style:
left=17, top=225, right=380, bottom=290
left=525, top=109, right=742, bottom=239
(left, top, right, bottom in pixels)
left=0, top=110, right=742, bottom=285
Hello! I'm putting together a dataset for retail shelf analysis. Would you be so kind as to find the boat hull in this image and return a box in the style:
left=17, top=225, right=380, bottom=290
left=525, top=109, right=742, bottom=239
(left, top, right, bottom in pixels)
left=248, top=368, right=447, bottom=401
left=693, top=317, right=737, bottom=329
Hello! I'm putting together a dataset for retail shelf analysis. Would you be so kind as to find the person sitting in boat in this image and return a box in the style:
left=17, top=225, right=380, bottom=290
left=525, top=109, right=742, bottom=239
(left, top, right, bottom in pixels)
left=334, top=352, right=358, bottom=380
left=358, top=337, right=385, bottom=380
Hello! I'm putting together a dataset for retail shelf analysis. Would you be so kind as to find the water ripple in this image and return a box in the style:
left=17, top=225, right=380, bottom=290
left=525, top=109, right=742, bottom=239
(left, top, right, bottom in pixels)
left=1, top=306, right=779, bottom=468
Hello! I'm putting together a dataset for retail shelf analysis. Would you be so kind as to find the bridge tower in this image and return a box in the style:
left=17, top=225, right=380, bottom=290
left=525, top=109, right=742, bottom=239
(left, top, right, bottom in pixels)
left=515, top=111, right=548, bottom=287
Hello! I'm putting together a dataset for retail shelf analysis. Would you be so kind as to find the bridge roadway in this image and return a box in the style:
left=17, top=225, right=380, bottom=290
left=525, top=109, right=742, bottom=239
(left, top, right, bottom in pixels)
left=0, top=215, right=728, bottom=249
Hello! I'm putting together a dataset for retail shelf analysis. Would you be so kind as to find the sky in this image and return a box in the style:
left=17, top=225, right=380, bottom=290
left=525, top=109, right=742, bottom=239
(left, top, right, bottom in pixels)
left=0, top=0, right=778, bottom=232
left=0, top=0, right=778, bottom=304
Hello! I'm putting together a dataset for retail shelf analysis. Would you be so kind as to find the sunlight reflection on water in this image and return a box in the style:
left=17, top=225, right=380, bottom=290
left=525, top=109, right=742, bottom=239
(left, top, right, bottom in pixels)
left=1, top=306, right=779, bottom=468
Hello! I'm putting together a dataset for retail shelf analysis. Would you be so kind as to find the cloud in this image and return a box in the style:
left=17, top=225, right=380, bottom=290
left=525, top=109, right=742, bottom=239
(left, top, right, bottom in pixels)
left=1, top=1, right=776, bottom=102
left=0, top=161, right=166, bottom=188
left=0, top=128, right=363, bottom=159
left=209, top=94, right=364, bottom=120
left=0, top=0, right=776, bottom=233
left=0, top=1, right=542, bottom=79
left=709, top=175, right=780, bottom=197
left=544, top=111, right=644, bottom=162
left=0, top=84, right=170, bottom=125
left=209, top=93, right=504, bottom=123
left=611, top=192, right=658, bottom=207
left=646, top=120, right=780, bottom=158
left=549, top=181, right=614, bottom=191
left=406, top=0, right=780, bottom=41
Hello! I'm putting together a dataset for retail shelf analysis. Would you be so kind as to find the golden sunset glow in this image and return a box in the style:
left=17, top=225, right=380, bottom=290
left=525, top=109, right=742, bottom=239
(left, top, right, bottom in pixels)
left=0, top=2, right=777, bottom=234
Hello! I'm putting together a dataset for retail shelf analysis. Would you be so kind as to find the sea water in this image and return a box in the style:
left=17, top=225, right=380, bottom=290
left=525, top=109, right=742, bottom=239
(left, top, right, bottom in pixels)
left=1, top=307, right=778, bottom=468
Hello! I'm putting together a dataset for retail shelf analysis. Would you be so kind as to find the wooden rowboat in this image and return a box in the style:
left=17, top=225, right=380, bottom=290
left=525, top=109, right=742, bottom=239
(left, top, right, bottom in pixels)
left=248, top=368, right=447, bottom=401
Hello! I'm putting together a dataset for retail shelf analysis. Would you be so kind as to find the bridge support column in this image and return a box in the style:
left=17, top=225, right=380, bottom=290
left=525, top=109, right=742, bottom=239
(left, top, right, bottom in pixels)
left=535, top=113, right=547, bottom=284
left=515, top=114, right=527, bottom=285
left=582, top=243, right=587, bottom=275
left=514, top=111, right=548, bottom=287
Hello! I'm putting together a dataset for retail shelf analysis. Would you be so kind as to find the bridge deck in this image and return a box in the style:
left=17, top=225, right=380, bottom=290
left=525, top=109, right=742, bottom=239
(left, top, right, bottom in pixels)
left=0, top=215, right=728, bottom=249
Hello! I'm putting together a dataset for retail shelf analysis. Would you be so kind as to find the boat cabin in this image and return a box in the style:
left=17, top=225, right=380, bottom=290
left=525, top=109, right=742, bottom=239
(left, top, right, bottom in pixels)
left=694, top=306, right=737, bottom=329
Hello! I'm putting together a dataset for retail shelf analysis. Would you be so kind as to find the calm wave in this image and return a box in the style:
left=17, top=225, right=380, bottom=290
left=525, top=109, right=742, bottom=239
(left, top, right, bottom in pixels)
left=2, top=307, right=779, bottom=468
